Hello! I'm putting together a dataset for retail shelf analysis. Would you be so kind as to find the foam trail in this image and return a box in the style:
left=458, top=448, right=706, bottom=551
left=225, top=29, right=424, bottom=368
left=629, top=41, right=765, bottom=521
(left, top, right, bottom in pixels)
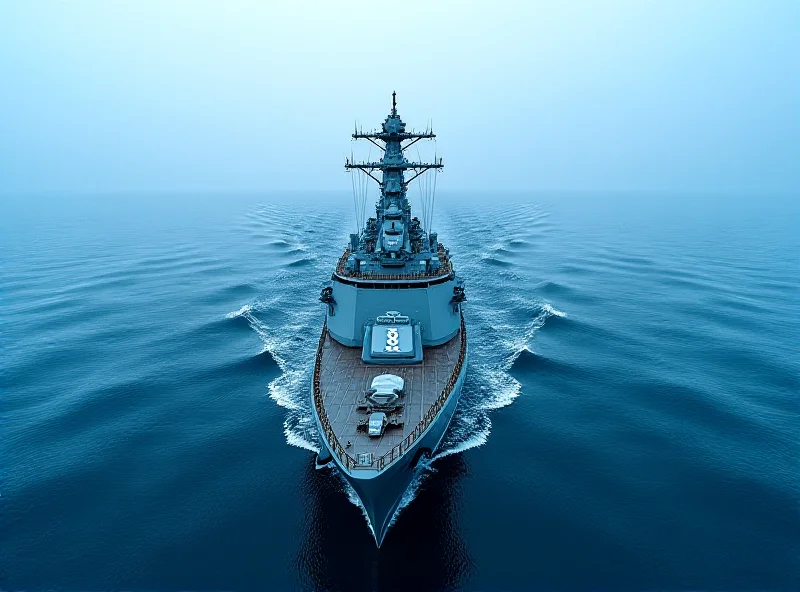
left=268, top=369, right=306, bottom=410
left=231, top=201, right=568, bottom=539
left=231, top=301, right=320, bottom=451
left=435, top=419, right=489, bottom=459
left=284, top=416, right=319, bottom=453
left=225, top=203, right=343, bottom=455
left=542, top=302, right=567, bottom=318
left=329, top=468, right=377, bottom=539
left=343, top=203, right=567, bottom=533
left=225, top=304, right=252, bottom=319
left=320, top=449, right=429, bottom=539
left=429, top=203, right=567, bottom=464
left=385, top=455, right=437, bottom=530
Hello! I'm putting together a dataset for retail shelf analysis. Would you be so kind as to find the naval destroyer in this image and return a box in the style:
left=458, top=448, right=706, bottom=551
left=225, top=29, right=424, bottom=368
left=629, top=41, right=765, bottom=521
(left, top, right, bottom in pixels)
left=312, top=93, right=467, bottom=546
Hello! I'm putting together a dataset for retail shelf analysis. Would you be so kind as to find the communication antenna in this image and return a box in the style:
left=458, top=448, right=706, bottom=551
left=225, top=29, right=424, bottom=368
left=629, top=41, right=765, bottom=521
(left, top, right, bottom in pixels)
left=345, top=91, right=443, bottom=243
left=350, top=144, right=371, bottom=233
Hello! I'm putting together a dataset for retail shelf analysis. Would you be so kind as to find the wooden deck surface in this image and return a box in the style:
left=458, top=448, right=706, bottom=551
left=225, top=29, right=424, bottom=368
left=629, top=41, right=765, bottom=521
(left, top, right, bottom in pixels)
left=318, top=330, right=461, bottom=459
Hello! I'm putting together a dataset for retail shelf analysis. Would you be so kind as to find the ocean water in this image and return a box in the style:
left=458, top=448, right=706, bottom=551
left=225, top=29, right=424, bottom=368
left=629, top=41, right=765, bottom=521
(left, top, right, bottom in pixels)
left=2, top=192, right=798, bottom=592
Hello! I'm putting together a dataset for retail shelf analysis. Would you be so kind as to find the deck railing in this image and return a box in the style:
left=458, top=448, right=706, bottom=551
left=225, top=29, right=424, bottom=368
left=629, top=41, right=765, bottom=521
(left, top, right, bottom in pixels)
left=334, top=244, right=453, bottom=281
left=312, top=313, right=467, bottom=473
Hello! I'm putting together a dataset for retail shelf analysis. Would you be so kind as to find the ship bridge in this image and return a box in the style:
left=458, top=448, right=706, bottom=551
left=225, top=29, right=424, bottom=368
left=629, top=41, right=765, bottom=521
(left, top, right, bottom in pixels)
left=322, top=92, right=464, bottom=351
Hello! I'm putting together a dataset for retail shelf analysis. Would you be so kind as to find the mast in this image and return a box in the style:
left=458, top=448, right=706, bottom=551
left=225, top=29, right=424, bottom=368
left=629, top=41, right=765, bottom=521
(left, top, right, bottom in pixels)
left=345, top=92, right=443, bottom=228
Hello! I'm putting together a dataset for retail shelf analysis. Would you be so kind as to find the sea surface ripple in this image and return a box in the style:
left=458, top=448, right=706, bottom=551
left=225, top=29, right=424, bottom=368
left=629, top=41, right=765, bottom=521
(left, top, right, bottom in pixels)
left=1, top=192, right=798, bottom=592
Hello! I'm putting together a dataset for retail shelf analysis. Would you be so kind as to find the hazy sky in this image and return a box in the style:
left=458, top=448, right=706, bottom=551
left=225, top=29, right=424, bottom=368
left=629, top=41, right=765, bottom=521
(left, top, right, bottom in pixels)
left=1, top=1, right=798, bottom=194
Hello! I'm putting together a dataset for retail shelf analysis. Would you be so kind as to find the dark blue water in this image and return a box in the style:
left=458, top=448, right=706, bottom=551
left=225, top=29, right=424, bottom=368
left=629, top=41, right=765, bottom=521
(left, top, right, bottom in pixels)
left=2, top=192, right=798, bottom=591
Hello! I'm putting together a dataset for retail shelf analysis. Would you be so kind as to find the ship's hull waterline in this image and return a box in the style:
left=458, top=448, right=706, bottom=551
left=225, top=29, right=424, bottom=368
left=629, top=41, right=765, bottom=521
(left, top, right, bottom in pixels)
left=313, top=349, right=468, bottom=546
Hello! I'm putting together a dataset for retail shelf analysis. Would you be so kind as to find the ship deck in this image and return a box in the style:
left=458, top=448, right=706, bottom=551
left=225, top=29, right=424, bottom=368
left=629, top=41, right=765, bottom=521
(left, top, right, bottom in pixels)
left=317, top=330, right=461, bottom=460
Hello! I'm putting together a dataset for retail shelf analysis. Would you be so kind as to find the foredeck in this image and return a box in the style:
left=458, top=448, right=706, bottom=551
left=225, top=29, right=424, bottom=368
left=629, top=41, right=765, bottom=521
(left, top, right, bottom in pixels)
left=316, top=329, right=461, bottom=462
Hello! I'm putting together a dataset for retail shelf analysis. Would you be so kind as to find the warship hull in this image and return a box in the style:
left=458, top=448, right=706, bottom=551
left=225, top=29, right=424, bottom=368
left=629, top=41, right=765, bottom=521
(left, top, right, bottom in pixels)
left=311, top=93, right=468, bottom=546
left=313, top=349, right=467, bottom=546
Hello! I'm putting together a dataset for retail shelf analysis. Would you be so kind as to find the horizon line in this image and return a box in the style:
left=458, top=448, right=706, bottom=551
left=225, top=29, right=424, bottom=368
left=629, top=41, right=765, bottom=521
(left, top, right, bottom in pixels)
left=2, top=188, right=797, bottom=199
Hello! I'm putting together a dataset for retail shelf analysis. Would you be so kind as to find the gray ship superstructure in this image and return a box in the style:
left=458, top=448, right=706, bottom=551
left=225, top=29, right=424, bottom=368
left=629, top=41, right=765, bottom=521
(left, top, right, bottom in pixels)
left=312, top=93, right=467, bottom=546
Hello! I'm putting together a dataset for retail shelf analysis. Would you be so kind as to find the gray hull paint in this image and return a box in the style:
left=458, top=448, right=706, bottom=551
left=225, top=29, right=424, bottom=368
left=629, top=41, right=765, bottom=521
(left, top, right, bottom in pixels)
left=313, top=351, right=468, bottom=547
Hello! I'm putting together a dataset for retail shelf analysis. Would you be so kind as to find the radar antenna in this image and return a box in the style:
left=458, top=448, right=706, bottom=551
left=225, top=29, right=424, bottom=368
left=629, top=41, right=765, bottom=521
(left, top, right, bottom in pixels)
left=345, top=92, right=443, bottom=235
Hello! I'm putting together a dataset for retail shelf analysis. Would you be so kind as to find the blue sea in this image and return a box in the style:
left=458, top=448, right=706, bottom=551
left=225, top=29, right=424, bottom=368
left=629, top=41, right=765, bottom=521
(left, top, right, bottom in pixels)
left=2, top=192, right=798, bottom=591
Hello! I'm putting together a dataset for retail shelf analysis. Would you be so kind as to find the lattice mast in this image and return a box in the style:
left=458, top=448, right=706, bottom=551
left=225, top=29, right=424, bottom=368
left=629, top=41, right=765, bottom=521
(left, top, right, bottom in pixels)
left=346, top=92, right=442, bottom=245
